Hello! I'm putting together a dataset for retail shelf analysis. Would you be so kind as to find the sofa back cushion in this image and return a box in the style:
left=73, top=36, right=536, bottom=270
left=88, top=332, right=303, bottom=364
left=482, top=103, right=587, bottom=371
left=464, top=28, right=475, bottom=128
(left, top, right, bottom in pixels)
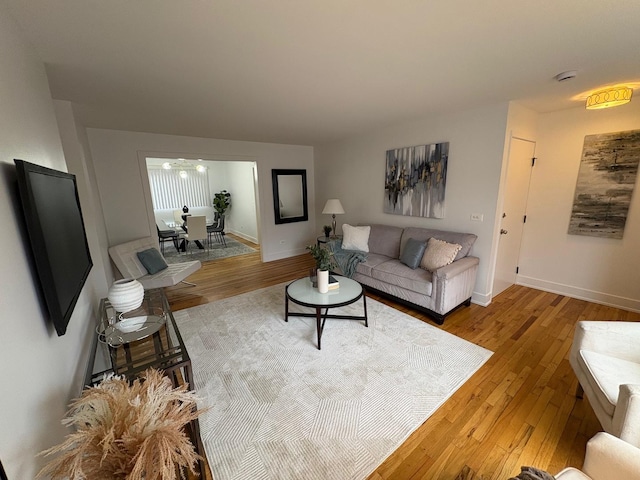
left=364, top=224, right=404, bottom=258
left=401, top=227, right=477, bottom=261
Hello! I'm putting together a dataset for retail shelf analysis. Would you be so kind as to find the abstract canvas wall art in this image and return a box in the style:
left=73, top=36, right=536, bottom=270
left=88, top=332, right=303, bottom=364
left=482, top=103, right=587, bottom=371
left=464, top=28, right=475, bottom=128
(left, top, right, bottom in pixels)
left=384, top=142, right=449, bottom=218
left=568, top=129, right=640, bottom=239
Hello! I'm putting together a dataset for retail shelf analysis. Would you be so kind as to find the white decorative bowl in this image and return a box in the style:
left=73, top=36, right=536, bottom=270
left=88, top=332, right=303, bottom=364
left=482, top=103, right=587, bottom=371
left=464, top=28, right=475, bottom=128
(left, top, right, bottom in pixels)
left=115, top=316, right=147, bottom=333
left=107, top=278, right=144, bottom=313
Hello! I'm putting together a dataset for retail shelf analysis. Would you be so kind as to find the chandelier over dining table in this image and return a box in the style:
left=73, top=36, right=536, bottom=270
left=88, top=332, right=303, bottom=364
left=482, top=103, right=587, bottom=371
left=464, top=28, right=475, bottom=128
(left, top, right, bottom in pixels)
left=161, top=158, right=207, bottom=178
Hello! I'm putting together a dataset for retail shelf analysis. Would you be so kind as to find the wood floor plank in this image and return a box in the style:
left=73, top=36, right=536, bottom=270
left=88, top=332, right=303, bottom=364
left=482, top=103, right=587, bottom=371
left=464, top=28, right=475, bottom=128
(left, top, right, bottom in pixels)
left=165, top=246, right=640, bottom=480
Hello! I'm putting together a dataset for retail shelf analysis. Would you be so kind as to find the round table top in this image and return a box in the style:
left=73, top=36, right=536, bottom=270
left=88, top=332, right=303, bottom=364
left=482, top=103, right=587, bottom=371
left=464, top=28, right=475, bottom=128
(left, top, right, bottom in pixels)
left=286, top=275, right=363, bottom=308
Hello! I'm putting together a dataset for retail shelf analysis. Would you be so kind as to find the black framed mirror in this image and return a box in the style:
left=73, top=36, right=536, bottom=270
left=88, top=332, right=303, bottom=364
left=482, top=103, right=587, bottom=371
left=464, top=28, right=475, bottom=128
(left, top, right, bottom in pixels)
left=272, top=169, right=308, bottom=224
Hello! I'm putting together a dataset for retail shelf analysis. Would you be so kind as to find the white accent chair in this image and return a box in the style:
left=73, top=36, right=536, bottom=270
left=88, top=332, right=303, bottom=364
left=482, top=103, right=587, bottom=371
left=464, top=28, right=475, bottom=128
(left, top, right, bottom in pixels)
left=569, top=321, right=640, bottom=447
left=108, top=236, right=201, bottom=289
left=555, top=432, right=640, bottom=479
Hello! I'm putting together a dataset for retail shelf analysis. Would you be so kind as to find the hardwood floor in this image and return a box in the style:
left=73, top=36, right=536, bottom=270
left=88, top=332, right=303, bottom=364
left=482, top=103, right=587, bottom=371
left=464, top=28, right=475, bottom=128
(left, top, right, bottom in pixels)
left=167, top=236, right=640, bottom=479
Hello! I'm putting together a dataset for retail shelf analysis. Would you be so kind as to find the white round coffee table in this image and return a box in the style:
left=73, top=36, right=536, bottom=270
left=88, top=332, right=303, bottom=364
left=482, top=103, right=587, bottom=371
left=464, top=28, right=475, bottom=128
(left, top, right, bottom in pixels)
left=285, top=275, right=368, bottom=349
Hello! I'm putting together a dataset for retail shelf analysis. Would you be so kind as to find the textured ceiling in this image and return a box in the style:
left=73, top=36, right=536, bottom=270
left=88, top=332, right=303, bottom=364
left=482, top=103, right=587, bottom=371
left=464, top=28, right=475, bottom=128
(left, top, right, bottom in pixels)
left=5, top=0, right=640, bottom=145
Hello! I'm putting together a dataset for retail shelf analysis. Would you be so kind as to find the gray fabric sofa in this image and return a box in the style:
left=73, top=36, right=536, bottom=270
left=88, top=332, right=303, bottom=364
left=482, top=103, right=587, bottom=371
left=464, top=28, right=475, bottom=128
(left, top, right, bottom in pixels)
left=337, top=224, right=479, bottom=324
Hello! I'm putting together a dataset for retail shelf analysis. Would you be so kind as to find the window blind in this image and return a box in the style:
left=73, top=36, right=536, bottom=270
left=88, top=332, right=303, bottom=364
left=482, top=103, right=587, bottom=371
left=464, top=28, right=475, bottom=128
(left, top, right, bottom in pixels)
left=148, top=168, right=210, bottom=210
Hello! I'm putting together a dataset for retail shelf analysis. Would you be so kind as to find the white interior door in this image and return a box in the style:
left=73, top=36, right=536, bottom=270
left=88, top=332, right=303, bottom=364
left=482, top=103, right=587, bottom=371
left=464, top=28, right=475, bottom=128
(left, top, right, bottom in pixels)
left=493, top=138, right=536, bottom=297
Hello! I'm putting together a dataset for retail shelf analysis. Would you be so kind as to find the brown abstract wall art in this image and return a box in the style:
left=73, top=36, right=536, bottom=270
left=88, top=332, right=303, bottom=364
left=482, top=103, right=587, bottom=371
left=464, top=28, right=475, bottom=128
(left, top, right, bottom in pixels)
left=568, top=129, right=640, bottom=239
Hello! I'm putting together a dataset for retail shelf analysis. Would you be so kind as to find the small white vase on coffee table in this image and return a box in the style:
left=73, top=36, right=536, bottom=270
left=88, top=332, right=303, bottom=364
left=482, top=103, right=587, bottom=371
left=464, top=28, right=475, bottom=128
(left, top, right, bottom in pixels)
left=317, top=269, right=329, bottom=293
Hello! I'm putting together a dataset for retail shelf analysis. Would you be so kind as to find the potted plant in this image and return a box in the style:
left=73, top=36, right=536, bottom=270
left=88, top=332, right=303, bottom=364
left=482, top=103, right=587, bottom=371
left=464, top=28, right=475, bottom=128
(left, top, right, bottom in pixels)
left=37, top=369, right=202, bottom=480
left=213, top=190, right=231, bottom=217
left=323, top=225, right=332, bottom=238
left=306, top=244, right=335, bottom=293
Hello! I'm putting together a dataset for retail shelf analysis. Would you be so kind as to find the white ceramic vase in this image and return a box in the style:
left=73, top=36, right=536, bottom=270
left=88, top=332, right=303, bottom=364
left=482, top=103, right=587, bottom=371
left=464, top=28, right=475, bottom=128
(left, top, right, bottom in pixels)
left=317, top=269, right=329, bottom=293
left=108, top=278, right=144, bottom=313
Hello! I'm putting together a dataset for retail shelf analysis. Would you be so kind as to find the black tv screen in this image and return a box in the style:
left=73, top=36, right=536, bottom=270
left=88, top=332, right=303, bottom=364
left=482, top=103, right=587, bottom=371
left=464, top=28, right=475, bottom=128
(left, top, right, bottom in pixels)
left=15, top=159, right=93, bottom=336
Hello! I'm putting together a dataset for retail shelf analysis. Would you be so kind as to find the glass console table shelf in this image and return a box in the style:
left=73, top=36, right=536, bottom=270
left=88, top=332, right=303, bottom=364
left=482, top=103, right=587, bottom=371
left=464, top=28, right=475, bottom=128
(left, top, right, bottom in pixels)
left=86, top=288, right=193, bottom=388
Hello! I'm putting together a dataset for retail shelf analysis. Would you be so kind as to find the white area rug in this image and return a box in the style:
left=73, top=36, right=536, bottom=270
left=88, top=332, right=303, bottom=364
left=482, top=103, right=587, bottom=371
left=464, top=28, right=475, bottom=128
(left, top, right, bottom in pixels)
left=174, top=283, right=492, bottom=480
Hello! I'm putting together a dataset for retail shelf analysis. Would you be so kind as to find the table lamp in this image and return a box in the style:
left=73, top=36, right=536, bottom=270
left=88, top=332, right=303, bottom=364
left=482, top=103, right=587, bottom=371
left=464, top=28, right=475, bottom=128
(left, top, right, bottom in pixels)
left=322, top=199, right=345, bottom=237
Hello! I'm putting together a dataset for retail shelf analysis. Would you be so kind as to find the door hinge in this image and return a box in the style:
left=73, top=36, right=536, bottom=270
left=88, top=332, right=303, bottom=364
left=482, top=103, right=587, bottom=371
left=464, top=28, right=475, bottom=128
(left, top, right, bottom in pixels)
left=523, top=215, right=527, bottom=223
left=516, top=266, right=519, bottom=274
left=531, top=157, right=537, bottom=167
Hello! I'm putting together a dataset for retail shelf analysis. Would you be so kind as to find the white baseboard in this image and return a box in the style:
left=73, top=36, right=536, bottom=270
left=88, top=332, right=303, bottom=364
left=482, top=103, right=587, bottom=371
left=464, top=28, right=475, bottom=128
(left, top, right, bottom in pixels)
left=227, top=229, right=258, bottom=244
left=517, top=275, right=640, bottom=313
left=263, top=247, right=307, bottom=263
left=472, top=291, right=492, bottom=307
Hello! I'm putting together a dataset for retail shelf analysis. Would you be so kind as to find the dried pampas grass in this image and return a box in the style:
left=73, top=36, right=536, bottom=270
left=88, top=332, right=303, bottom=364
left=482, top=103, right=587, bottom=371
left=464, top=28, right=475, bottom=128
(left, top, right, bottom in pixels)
left=37, top=368, right=203, bottom=480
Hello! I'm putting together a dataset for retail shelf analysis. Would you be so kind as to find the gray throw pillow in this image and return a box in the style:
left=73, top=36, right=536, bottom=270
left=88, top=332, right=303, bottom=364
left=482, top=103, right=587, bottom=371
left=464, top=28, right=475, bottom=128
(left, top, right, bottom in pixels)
left=399, top=238, right=427, bottom=269
left=136, top=248, right=168, bottom=275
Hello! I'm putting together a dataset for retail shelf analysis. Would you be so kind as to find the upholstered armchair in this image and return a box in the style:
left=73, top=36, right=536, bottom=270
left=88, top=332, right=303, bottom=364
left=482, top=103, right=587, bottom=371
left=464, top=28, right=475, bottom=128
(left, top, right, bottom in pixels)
left=569, top=321, right=640, bottom=447
left=555, top=432, right=640, bottom=479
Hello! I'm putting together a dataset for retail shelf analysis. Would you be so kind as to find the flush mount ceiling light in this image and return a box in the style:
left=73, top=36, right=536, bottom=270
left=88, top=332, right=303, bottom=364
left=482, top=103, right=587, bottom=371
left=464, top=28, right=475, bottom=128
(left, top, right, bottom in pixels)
left=586, top=86, right=633, bottom=110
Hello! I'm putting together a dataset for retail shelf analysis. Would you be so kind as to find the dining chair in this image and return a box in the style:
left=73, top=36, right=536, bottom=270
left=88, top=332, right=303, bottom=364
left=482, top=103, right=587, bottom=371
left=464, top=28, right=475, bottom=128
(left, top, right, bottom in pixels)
left=156, top=220, right=179, bottom=254
left=207, top=214, right=226, bottom=246
left=173, top=209, right=184, bottom=228
left=184, top=215, right=208, bottom=254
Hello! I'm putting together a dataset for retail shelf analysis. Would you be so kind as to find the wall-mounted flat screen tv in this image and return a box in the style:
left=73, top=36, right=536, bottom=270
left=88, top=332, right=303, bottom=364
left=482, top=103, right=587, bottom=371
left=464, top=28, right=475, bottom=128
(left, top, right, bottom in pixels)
left=15, top=159, right=93, bottom=336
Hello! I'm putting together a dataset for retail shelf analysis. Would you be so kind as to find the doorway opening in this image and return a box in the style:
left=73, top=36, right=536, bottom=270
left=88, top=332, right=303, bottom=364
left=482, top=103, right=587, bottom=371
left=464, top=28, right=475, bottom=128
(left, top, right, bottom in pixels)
left=145, top=156, right=260, bottom=263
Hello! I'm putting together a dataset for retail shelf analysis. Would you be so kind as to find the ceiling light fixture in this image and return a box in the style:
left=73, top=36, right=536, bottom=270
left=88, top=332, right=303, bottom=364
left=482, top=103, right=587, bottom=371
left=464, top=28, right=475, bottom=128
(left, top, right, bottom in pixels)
left=586, top=86, right=633, bottom=110
left=159, top=159, right=207, bottom=177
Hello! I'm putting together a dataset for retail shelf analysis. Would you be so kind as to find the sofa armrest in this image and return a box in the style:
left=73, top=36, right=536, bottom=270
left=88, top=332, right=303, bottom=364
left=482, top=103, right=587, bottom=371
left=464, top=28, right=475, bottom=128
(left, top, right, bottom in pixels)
left=612, top=384, right=640, bottom=447
left=570, top=321, right=640, bottom=365
left=433, top=256, right=479, bottom=280
left=431, top=256, right=479, bottom=315
left=581, top=432, right=640, bottom=479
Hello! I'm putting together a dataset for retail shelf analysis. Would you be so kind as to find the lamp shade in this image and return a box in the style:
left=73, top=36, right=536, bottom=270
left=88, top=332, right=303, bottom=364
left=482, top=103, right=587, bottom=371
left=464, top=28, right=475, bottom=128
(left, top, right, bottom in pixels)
left=108, top=278, right=144, bottom=313
left=322, top=199, right=345, bottom=215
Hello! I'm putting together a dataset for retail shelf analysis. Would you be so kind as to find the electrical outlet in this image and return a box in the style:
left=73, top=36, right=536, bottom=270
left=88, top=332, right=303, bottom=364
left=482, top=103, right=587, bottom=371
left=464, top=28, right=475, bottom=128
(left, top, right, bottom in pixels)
left=470, top=213, right=484, bottom=222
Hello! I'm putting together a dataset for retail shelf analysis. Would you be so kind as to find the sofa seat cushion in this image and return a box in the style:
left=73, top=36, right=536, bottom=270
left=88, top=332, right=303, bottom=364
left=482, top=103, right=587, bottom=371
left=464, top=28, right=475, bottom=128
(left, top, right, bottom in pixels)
left=579, top=350, right=640, bottom=417
left=355, top=253, right=394, bottom=277
left=370, top=259, right=433, bottom=296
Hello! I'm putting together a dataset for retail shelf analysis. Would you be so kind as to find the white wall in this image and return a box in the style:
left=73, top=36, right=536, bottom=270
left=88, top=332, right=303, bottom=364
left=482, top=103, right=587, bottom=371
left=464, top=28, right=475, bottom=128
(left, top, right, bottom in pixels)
left=314, top=103, right=510, bottom=304
left=518, top=101, right=640, bottom=311
left=86, top=129, right=315, bottom=263
left=225, top=161, right=259, bottom=243
left=0, top=8, right=107, bottom=478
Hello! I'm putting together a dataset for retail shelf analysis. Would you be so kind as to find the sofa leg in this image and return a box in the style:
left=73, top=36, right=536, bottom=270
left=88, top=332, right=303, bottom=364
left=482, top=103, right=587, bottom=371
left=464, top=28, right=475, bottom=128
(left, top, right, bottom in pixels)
left=576, top=382, right=584, bottom=399
left=464, top=297, right=472, bottom=307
